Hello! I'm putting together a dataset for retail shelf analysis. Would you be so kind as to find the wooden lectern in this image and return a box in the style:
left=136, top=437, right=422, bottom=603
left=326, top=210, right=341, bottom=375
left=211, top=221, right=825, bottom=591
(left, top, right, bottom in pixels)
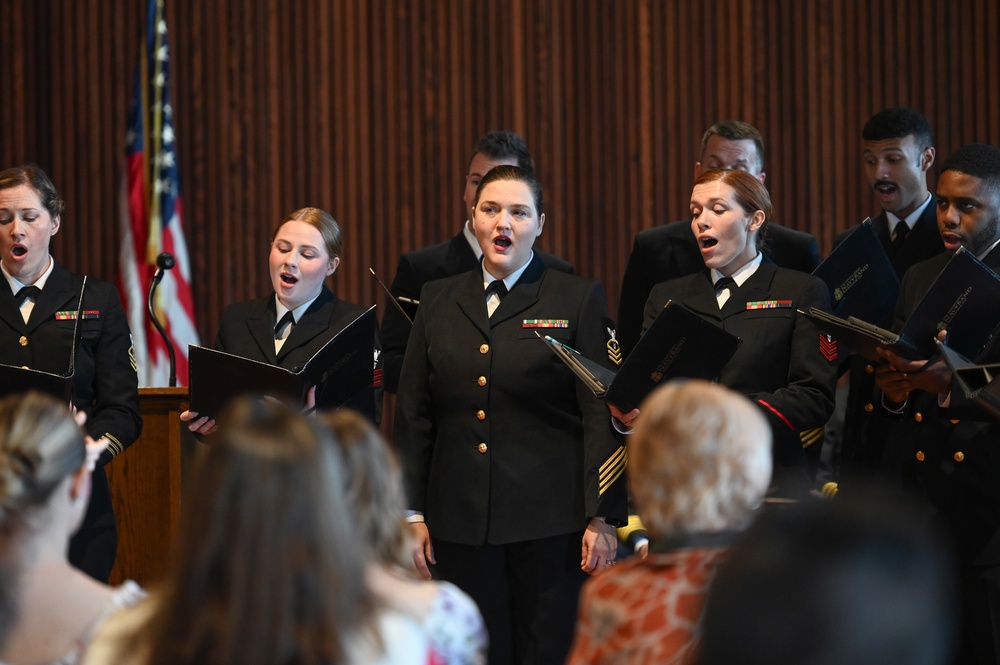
left=106, top=387, right=203, bottom=586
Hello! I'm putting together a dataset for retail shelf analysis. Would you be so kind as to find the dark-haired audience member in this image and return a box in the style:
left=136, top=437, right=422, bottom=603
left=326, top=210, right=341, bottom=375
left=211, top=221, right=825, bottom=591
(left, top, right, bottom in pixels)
left=0, top=164, right=142, bottom=582
left=696, top=498, right=957, bottom=665
left=617, top=119, right=820, bottom=358
left=181, top=206, right=381, bottom=433
left=381, top=129, right=573, bottom=393
left=873, top=143, right=1000, bottom=664
left=86, top=397, right=429, bottom=665
left=321, top=409, right=488, bottom=664
left=395, top=165, right=626, bottom=665
left=0, top=392, right=145, bottom=665
left=821, top=106, right=944, bottom=495
left=566, top=380, right=772, bottom=665
left=631, top=169, right=836, bottom=498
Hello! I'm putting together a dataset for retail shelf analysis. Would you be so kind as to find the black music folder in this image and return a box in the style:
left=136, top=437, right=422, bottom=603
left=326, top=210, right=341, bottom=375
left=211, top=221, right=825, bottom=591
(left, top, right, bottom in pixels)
left=800, top=247, right=1000, bottom=361
left=188, top=306, right=376, bottom=420
left=812, top=218, right=899, bottom=324
left=538, top=300, right=741, bottom=412
left=0, top=364, right=74, bottom=402
left=937, top=339, right=1000, bottom=421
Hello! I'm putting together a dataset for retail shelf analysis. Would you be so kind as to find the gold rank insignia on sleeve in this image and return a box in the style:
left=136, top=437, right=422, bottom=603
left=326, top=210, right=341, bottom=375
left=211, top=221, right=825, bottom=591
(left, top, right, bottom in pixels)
left=800, top=426, right=824, bottom=449
left=606, top=327, right=622, bottom=366
left=599, top=445, right=627, bottom=496
left=128, top=345, right=138, bottom=372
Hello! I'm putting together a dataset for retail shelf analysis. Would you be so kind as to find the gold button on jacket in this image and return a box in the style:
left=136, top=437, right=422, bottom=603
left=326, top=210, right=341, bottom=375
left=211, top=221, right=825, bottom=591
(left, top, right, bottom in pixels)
left=477, top=376, right=487, bottom=387
left=954, top=451, right=965, bottom=462
left=476, top=410, right=486, bottom=421
left=914, top=412, right=923, bottom=423
left=863, top=403, right=874, bottom=413
left=479, top=343, right=490, bottom=354
left=19, top=336, right=28, bottom=347
left=477, top=442, right=488, bottom=454
left=916, top=451, right=925, bottom=461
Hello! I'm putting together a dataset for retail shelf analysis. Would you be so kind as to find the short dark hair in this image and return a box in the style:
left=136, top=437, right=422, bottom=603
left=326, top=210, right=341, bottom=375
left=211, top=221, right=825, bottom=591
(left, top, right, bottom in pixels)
left=940, top=143, right=1000, bottom=199
left=862, top=107, right=934, bottom=151
left=0, top=163, right=66, bottom=218
left=697, top=498, right=957, bottom=665
left=475, top=164, right=543, bottom=216
left=700, top=121, right=765, bottom=173
left=469, top=130, right=534, bottom=172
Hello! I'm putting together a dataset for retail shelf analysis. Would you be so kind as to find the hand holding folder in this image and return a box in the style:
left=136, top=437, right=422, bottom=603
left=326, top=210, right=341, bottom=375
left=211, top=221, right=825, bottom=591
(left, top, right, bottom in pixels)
left=801, top=247, right=1000, bottom=361
left=188, top=306, right=376, bottom=422
left=537, top=300, right=741, bottom=413
left=937, top=339, right=1000, bottom=421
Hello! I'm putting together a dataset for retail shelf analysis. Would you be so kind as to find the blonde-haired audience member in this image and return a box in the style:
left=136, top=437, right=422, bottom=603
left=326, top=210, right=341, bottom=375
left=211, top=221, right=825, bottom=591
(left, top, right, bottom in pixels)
left=0, top=392, right=144, bottom=665
left=566, top=380, right=772, bottom=665
left=85, top=397, right=429, bottom=665
left=321, top=409, right=488, bottom=664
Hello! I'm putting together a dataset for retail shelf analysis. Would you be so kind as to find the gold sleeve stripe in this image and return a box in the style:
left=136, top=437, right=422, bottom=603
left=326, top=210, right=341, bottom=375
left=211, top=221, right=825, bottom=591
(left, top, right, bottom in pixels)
left=104, top=433, right=125, bottom=457
left=617, top=514, right=647, bottom=540
left=599, top=446, right=627, bottom=495
left=800, top=427, right=824, bottom=448
left=599, top=445, right=626, bottom=474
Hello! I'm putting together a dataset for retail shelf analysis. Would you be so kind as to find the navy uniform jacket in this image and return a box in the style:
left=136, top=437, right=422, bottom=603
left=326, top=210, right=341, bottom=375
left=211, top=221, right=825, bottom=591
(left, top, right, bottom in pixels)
left=836, top=204, right=944, bottom=479
left=880, top=247, right=1000, bottom=566
left=618, top=220, right=820, bottom=356
left=214, top=286, right=382, bottom=423
left=0, top=261, right=141, bottom=540
left=643, top=261, right=836, bottom=489
left=394, top=255, right=627, bottom=545
left=382, top=230, right=574, bottom=393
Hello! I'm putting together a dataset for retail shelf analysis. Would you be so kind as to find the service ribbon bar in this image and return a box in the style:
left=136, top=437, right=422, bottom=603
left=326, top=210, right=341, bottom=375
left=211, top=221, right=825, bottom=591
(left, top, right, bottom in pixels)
left=55, top=310, right=101, bottom=320
left=522, top=319, right=569, bottom=328
left=745, top=300, right=793, bottom=310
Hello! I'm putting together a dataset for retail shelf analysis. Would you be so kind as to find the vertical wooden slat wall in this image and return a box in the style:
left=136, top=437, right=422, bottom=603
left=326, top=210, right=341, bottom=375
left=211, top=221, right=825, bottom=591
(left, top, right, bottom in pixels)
left=2, top=0, right=999, bottom=349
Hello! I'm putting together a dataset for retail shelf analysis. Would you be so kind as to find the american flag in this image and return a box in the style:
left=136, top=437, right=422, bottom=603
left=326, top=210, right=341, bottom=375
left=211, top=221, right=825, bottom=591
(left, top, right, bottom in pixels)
left=119, top=0, right=198, bottom=386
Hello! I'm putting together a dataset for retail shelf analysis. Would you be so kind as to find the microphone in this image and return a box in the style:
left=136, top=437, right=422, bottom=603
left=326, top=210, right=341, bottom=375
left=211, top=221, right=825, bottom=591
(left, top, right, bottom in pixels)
left=147, top=252, right=178, bottom=387
left=152, top=251, right=176, bottom=285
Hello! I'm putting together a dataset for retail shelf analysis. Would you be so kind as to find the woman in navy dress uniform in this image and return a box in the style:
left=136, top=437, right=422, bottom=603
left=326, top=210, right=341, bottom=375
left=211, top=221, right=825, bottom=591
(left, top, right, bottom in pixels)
left=181, top=207, right=380, bottom=434
left=394, top=165, right=627, bottom=665
left=638, top=169, right=837, bottom=497
left=0, top=164, right=141, bottom=581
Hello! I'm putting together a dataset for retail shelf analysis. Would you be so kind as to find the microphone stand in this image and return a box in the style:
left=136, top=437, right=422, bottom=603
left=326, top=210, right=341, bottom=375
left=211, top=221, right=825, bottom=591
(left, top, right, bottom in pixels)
left=148, top=253, right=178, bottom=387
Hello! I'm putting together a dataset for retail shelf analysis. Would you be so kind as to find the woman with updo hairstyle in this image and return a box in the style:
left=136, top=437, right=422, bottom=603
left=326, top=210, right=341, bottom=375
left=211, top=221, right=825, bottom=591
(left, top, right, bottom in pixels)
left=635, top=168, right=836, bottom=498
left=567, top=379, right=772, bottom=664
left=181, top=206, right=381, bottom=434
left=87, top=396, right=429, bottom=665
left=320, top=408, right=488, bottom=664
left=0, top=391, right=144, bottom=665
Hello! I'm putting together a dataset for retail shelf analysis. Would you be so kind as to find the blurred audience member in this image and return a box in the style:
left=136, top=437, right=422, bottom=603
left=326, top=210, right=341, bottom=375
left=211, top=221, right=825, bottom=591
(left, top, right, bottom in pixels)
left=697, top=498, right=957, bottom=665
left=0, top=392, right=144, bottom=665
left=566, top=379, right=772, bottom=664
left=322, top=409, right=488, bottom=664
left=86, top=397, right=429, bottom=665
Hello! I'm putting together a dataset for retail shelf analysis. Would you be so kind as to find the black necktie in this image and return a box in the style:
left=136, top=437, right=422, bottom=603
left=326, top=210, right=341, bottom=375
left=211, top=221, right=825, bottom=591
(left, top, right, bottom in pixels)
left=893, top=222, right=910, bottom=249
left=485, top=280, right=508, bottom=301
left=14, top=285, right=41, bottom=306
left=714, top=276, right=736, bottom=294
left=274, top=310, right=295, bottom=338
